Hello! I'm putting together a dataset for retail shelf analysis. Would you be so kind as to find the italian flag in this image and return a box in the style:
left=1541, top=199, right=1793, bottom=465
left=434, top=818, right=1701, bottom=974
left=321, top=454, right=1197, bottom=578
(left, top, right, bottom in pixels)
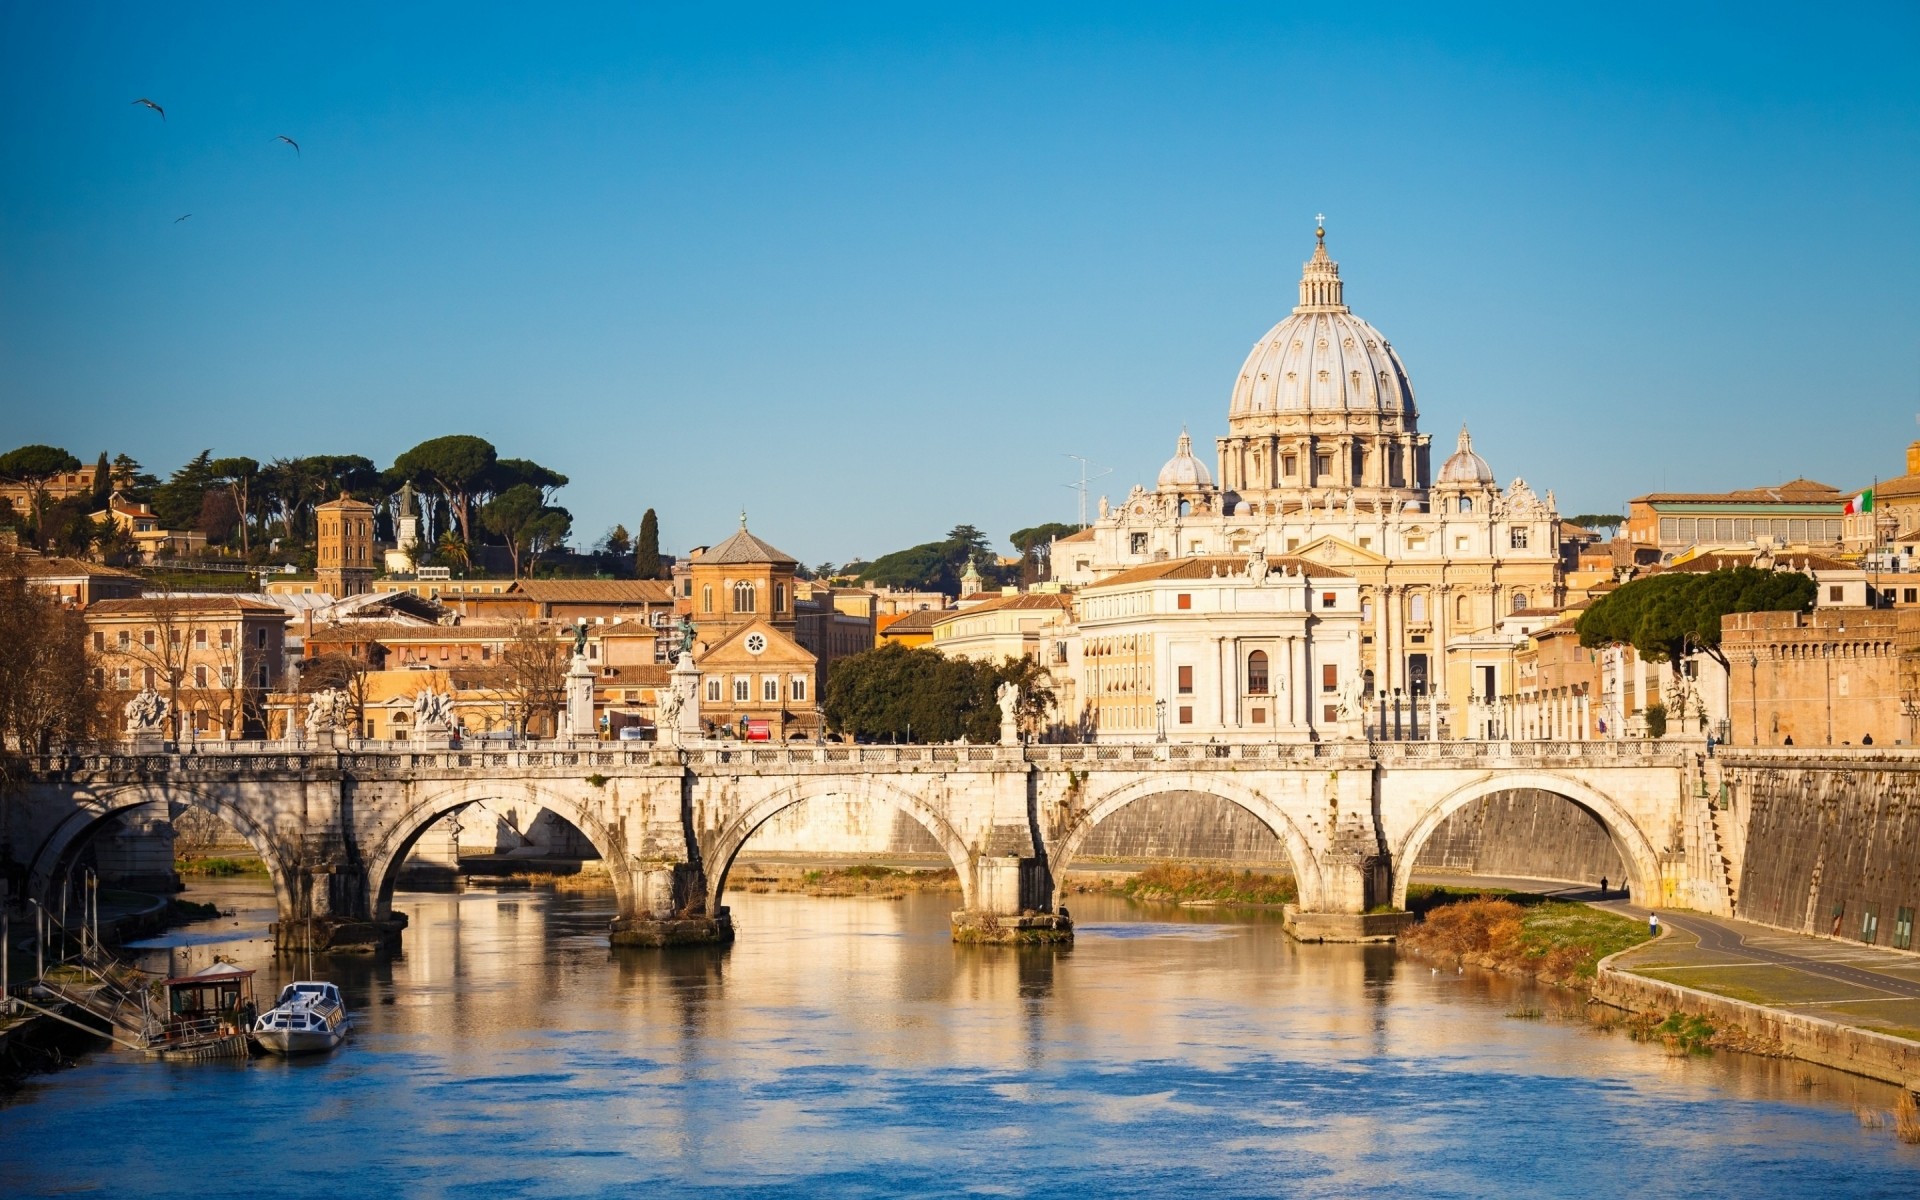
left=1844, top=488, right=1874, bottom=515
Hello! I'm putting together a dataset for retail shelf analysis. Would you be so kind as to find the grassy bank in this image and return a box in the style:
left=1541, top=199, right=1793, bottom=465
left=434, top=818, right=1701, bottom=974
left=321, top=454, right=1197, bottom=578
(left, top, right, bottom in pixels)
left=1399, top=893, right=1650, bottom=988
left=727, top=863, right=962, bottom=899
left=1070, top=864, right=1297, bottom=907
left=176, top=856, right=268, bottom=877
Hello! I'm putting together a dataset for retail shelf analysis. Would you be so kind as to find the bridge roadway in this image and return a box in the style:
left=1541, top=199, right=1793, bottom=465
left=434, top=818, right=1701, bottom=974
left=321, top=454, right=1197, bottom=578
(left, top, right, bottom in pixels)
left=11, top=737, right=1719, bottom=950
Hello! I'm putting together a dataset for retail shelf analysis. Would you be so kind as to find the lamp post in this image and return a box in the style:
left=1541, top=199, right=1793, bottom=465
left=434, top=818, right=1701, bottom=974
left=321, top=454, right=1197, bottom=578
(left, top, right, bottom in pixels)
left=1747, top=651, right=1759, bottom=746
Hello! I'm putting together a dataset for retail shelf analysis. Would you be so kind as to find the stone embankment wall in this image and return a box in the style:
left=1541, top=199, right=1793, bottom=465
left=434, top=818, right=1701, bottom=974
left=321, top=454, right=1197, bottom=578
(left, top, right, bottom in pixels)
left=1074, top=791, right=1295, bottom=867
left=1594, top=958, right=1920, bottom=1086
left=1733, top=760, right=1920, bottom=940
left=1412, top=789, right=1625, bottom=884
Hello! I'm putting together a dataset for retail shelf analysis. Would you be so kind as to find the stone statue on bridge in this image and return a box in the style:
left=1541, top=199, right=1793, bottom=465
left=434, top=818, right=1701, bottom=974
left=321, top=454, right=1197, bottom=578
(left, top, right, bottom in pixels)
left=997, top=681, right=1020, bottom=747
left=412, top=688, right=455, bottom=734
left=124, top=689, right=169, bottom=735
left=305, top=689, right=352, bottom=739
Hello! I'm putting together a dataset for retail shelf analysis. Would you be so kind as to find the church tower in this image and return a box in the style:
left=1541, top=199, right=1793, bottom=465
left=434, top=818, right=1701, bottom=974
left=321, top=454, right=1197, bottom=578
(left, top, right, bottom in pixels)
left=315, top=494, right=376, bottom=598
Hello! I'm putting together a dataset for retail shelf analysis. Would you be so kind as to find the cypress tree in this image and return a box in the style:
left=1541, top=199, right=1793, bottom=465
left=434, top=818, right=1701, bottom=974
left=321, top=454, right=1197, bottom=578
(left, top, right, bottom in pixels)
left=635, top=508, right=663, bottom=579
left=89, top=451, right=112, bottom=505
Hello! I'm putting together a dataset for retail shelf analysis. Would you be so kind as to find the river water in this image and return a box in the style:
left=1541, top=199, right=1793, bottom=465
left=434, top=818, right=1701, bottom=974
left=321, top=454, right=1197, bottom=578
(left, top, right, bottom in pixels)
left=2, top=878, right=1916, bottom=1198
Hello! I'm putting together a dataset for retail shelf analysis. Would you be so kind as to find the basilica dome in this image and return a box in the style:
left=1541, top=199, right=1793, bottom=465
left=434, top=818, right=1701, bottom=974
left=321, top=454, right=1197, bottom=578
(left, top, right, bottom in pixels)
left=1436, top=425, right=1494, bottom=485
left=1227, top=230, right=1415, bottom=421
left=1157, top=429, right=1213, bottom=490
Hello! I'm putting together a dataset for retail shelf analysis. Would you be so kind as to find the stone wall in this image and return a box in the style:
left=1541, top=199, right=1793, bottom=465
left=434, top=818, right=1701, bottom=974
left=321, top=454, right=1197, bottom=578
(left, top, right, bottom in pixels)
left=1733, top=761, right=1920, bottom=943
left=1075, top=791, right=1295, bottom=867
left=1412, top=788, right=1625, bottom=884
left=1594, top=960, right=1920, bottom=1086
left=735, top=796, right=947, bottom=859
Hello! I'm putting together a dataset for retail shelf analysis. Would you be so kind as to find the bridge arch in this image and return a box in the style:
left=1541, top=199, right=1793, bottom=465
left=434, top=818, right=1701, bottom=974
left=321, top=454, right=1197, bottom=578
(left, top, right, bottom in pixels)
left=703, top=777, right=975, bottom=913
left=1051, top=773, right=1326, bottom=911
left=364, top=779, right=631, bottom=919
left=21, top=781, right=295, bottom=916
left=1392, top=771, right=1663, bottom=909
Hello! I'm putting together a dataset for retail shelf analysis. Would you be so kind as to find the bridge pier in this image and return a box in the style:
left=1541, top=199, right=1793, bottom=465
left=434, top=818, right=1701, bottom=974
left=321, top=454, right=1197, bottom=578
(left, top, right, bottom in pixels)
left=271, top=864, right=407, bottom=955
left=609, top=861, right=734, bottom=948
left=951, top=855, right=1072, bottom=945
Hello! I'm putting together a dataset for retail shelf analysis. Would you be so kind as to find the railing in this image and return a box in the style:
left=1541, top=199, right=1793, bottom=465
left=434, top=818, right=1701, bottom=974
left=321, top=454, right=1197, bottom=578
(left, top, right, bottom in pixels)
left=29, top=734, right=1707, bottom=778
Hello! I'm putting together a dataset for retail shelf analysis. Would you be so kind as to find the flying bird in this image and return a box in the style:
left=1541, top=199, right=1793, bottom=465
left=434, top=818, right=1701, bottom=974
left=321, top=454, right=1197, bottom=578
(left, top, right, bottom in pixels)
left=274, top=135, right=300, bottom=156
left=174, top=214, right=192, bottom=223
left=132, top=97, right=165, bottom=120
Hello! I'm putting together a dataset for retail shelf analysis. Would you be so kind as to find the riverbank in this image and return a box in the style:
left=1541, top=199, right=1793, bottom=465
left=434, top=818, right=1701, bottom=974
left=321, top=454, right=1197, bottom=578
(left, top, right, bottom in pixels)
left=730, top=862, right=961, bottom=898
left=1065, top=864, right=1296, bottom=907
left=1595, top=910, right=1920, bottom=1087
left=1397, top=889, right=1651, bottom=989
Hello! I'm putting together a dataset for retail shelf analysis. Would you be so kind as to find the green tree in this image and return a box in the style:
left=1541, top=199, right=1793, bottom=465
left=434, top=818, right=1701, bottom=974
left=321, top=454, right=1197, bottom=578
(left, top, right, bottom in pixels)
left=153, top=449, right=218, bottom=530
left=88, top=451, right=112, bottom=507
left=393, top=435, right=498, bottom=545
left=824, top=643, right=989, bottom=742
left=490, top=458, right=569, bottom=503
left=1567, top=513, right=1625, bottom=535
left=480, top=484, right=572, bottom=578
left=601, top=523, right=632, bottom=561
left=110, top=453, right=160, bottom=501
left=1577, top=566, right=1818, bottom=671
left=635, top=508, right=663, bottom=580
left=1010, top=521, right=1078, bottom=583
left=209, top=456, right=261, bottom=552
left=0, top=443, right=82, bottom=533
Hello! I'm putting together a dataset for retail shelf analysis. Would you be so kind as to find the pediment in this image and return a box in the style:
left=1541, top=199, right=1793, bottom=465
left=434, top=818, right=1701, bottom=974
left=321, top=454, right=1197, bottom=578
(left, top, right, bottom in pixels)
left=1291, top=535, right=1391, bottom=567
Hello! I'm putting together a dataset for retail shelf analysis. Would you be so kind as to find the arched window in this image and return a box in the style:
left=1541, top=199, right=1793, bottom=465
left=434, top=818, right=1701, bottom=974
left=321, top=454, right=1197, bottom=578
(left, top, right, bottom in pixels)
left=1512, top=593, right=1529, bottom=613
left=1456, top=594, right=1470, bottom=623
left=1459, top=495, right=1474, bottom=514
left=1409, top=592, right=1427, bottom=622
left=1246, top=650, right=1270, bottom=695
left=701, top=585, right=713, bottom=614
left=734, top=581, right=755, bottom=612
left=774, top=583, right=786, bottom=611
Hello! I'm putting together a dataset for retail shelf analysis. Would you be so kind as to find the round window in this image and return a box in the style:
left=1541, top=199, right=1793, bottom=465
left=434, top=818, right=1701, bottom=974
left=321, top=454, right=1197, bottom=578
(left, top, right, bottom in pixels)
left=745, top=633, right=767, bottom=655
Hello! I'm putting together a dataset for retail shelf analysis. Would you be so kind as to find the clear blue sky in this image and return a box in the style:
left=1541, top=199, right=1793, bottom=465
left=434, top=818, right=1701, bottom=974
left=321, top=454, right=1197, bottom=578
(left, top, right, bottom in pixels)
left=3, top=3, right=1916, bottom=565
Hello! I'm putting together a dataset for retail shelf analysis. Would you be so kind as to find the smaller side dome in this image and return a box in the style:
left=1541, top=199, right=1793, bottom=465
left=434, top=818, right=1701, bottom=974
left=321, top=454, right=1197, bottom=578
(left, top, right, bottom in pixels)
left=1437, top=425, right=1494, bottom=485
left=1157, top=429, right=1213, bottom=489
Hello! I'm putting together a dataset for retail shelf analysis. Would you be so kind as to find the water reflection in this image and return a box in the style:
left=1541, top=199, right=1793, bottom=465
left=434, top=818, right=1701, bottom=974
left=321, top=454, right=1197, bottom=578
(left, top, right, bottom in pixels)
left=1, top=879, right=1915, bottom=1198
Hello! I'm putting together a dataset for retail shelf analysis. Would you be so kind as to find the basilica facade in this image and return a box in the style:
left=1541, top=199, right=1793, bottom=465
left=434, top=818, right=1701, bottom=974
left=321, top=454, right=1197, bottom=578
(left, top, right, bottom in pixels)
left=1052, top=229, right=1564, bottom=739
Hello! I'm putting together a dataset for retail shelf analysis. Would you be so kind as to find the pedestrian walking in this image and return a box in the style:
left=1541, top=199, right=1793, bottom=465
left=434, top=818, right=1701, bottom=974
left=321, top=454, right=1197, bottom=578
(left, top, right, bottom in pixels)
left=1649, top=912, right=1661, bottom=938
left=1600, top=875, right=1609, bottom=896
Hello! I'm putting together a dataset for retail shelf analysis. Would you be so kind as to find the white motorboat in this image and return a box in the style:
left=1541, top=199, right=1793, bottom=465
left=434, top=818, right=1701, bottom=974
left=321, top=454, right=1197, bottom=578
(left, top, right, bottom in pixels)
left=252, top=981, right=350, bottom=1055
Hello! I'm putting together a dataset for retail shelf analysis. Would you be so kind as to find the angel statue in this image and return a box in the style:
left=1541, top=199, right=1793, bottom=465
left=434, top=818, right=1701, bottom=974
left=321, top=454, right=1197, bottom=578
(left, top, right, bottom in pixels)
left=124, top=689, right=169, bottom=733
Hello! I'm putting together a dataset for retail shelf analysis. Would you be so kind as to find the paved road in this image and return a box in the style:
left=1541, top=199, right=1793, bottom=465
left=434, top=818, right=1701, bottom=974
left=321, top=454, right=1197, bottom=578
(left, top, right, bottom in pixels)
left=1595, top=903, right=1920, bottom=1000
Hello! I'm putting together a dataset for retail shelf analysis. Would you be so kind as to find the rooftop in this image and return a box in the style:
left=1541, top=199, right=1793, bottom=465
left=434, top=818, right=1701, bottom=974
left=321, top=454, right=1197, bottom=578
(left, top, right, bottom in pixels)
left=1090, top=555, right=1352, bottom=588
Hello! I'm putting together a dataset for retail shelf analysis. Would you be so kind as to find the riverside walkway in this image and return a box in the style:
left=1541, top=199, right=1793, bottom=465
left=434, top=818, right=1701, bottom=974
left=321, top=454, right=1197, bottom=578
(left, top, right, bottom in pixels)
left=1603, top=904, right=1920, bottom=1044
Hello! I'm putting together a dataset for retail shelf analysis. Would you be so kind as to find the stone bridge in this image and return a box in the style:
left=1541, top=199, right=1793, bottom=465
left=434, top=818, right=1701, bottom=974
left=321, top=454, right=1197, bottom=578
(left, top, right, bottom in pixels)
left=9, top=738, right=1732, bottom=949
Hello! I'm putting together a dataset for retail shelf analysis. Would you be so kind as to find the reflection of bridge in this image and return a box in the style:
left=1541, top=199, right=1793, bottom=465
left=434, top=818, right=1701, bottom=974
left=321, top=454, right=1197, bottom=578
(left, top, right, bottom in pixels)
left=12, top=738, right=1739, bottom=950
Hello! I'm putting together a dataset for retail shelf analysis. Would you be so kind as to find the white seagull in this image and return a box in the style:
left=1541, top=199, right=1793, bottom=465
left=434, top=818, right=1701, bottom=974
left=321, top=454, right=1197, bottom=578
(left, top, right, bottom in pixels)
left=132, top=97, right=165, bottom=120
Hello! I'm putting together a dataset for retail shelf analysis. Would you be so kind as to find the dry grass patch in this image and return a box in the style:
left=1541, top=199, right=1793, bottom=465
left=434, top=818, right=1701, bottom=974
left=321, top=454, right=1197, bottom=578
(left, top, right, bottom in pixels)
left=1400, top=896, right=1650, bottom=987
left=1070, top=864, right=1296, bottom=907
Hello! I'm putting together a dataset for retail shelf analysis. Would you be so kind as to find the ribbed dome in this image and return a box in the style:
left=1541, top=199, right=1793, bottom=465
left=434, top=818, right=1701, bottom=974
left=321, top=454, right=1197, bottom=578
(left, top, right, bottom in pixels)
left=1157, top=429, right=1213, bottom=489
left=1436, top=425, right=1494, bottom=485
left=1227, top=230, right=1415, bottom=421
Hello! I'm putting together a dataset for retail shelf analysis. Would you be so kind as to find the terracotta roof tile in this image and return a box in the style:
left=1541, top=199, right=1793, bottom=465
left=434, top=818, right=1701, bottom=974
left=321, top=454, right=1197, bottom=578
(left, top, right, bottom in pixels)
left=511, top=579, right=674, bottom=603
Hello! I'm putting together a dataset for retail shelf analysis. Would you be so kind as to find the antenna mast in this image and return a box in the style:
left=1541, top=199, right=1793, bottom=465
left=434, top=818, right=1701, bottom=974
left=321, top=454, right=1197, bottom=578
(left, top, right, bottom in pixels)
left=1062, top=454, right=1113, bottom=530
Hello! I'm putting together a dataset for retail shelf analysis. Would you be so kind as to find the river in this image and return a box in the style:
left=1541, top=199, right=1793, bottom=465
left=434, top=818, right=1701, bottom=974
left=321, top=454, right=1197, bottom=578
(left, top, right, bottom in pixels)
left=2, top=878, right=1916, bottom=1197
